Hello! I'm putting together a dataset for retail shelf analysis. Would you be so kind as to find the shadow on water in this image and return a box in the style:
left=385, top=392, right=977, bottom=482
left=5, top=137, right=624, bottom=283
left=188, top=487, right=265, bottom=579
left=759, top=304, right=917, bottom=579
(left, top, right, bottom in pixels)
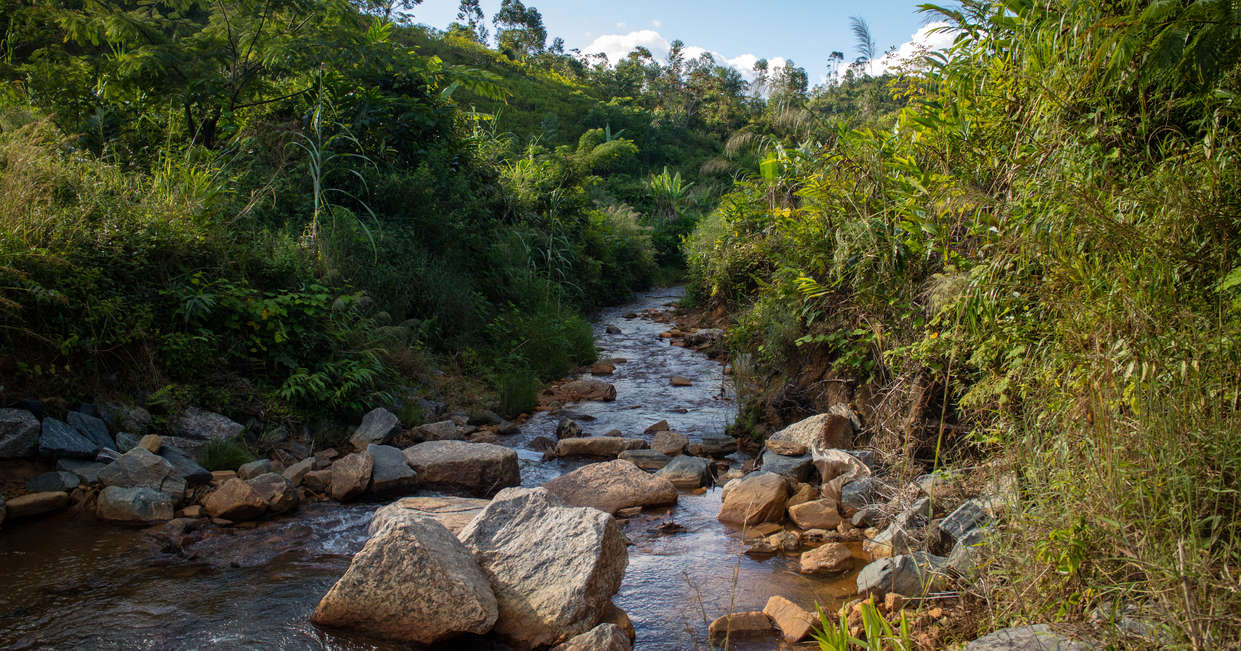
left=0, top=287, right=859, bottom=650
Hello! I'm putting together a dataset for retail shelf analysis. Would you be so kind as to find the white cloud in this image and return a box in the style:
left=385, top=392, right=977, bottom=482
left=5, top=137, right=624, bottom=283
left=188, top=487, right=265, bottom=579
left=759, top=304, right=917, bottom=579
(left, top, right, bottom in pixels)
left=580, top=30, right=792, bottom=82
left=651, top=19, right=661, bottom=28
left=838, top=21, right=958, bottom=81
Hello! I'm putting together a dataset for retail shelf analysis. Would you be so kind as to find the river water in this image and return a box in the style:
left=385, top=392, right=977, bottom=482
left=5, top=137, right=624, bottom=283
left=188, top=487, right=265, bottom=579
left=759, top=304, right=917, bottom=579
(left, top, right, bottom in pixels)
left=0, top=288, right=859, bottom=650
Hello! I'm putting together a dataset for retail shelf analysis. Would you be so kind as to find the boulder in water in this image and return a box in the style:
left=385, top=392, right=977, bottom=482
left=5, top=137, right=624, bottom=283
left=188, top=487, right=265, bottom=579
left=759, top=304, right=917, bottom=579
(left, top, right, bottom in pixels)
left=202, top=477, right=268, bottom=521
left=555, top=437, right=646, bottom=458
left=402, top=441, right=519, bottom=497
left=544, top=459, right=678, bottom=514
left=97, top=485, right=174, bottom=524
left=718, top=472, right=789, bottom=526
left=552, top=623, right=631, bottom=651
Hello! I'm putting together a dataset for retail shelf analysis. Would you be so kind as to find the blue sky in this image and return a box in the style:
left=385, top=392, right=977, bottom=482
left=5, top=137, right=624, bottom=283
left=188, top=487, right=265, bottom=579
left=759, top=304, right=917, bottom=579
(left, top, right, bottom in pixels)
left=408, top=1, right=950, bottom=84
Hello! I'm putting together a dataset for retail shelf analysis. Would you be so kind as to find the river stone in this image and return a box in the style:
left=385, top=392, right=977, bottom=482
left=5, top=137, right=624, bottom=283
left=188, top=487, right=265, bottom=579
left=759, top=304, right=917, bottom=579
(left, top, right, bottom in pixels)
left=817, top=448, right=873, bottom=503
left=840, top=476, right=882, bottom=516
left=555, top=418, right=584, bottom=439
left=789, top=498, right=842, bottom=530
left=39, top=417, right=98, bottom=459
left=282, top=458, right=315, bottom=487
left=402, top=441, right=519, bottom=497
left=312, top=517, right=498, bottom=644
left=67, top=411, right=114, bottom=451
left=246, top=472, right=299, bottom=514
left=866, top=497, right=933, bottom=558
left=97, top=485, right=174, bottom=524
left=158, top=445, right=212, bottom=485
left=707, top=611, right=773, bottom=643
left=56, top=459, right=107, bottom=485
left=0, top=408, right=40, bottom=458
left=765, top=439, right=807, bottom=456
left=366, top=444, right=418, bottom=495
left=644, top=420, right=670, bottom=434
left=172, top=408, right=243, bottom=441
left=99, top=447, right=187, bottom=504
left=718, top=472, right=789, bottom=526
left=964, top=625, right=1091, bottom=651
left=552, top=623, right=631, bottom=651
left=856, top=552, right=947, bottom=598
left=203, top=477, right=268, bottom=520
left=304, top=469, right=333, bottom=492
left=768, top=413, right=853, bottom=452
left=415, top=420, right=464, bottom=442
left=558, top=379, right=617, bottom=402
left=330, top=451, right=374, bottom=502
left=556, top=436, right=647, bottom=458
left=99, top=404, right=152, bottom=434
left=617, top=449, right=671, bottom=471
left=697, top=435, right=737, bottom=458
left=6, top=491, right=69, bottom=519
left=787, top=482, right=818, bottom=509
left=764, top=596, right=815, bottom=643
left=655, top=455, right=711, bottom=489
left=651, top=430, right=688, bottom=456
left=347, top=406, right=400, bottom=451
left=800, top=541, right=853, bottom=575
left=369, top=496, right=490, bottom=536
left=929, top=498, right=990, bottom=554
left=459, top=487, right=628, bottom=649
left=760, top=450, right=814, bottom=483
left=115, top=432, right=141, bottom=452
left=237, top=459, right=271, bottom=480
left=544, top=459, right=678, bottom=514
left=26, top=471, right=80, bottom=493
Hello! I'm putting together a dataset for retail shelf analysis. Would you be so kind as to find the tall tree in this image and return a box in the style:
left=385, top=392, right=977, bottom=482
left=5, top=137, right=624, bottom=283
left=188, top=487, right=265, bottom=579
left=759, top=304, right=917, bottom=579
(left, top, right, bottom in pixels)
left=455, top=0, right=488, bottom=43
left=493, top=0, right=546, bottom=58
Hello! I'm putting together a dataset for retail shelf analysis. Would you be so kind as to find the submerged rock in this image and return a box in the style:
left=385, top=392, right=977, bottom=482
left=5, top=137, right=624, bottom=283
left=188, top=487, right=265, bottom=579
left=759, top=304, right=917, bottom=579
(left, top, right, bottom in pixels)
left=544, top=459, right=678, bottom=514
left=718, top=472, right=788, bottom=526
left=558, top=379, right=617, bottom=402
left=402, top=441, right=519, bottom=497
left=97, top=485, right=174, bottom=525
left=555, top=437, right=647, bottom=458
left=312, top=517, right=498, bottom=644
left=458, top=487, right=627, bottom=649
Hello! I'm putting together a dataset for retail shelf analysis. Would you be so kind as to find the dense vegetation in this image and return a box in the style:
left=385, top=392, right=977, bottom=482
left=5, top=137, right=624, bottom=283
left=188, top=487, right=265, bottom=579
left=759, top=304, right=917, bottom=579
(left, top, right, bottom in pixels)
left=687, top=0, right=1241, bottom=645
left=0, top=0, right=767, bottom=428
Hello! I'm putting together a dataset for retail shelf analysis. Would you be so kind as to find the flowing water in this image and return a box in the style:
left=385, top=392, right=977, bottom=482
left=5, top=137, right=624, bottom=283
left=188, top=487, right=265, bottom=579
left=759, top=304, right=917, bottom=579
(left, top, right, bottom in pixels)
left=0, top=287, right=860, bottom=650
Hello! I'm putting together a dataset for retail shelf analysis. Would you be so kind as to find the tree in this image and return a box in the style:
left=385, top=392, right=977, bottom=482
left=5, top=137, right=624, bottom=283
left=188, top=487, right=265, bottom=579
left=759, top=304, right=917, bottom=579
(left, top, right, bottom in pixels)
left=359, top=0, right=423, bottom=23
left=494, top=0, right=546, bottom=58
left=849, top=16, right=876, bottom=76
left=549, top=37, right=565, bottom=55
left=456, top=0, right=488, bottom=43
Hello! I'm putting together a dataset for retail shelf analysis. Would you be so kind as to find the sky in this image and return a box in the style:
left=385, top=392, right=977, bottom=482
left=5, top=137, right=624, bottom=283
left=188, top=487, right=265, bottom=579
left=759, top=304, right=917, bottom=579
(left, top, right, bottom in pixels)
left=408, top=1, right=956, bottom=85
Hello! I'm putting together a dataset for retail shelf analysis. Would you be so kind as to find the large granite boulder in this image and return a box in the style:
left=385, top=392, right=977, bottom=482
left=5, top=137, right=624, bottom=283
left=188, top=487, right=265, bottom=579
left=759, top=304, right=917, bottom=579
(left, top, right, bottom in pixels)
left=788, top=498, right=842, bottom=530
left=0, top=408, right=40, bottom=458
left=402, top=441, right=519, bottom=497
left=202, top=477, right=268, bottom=521
left=348, top=407, right=400, bottom=451
left=312, top=517, right=498, bottom=644
left=656, top=455, right=711, bottom=489
left=67, top=411, right=114, bottom=451
left=544, top=460, right=678, bottom=514
left=617, top=449, right=671, bottom=471
left=99, top=448, right=187, bottom=504
left=759, top=450, right=814, bottom=483
left=330, top=451, right=374, bottom=502
left=768, top=413, right=853, bottom=452
left=369, top=496, right=490, bottom=536
left=459, top=487, right=628, bottom=649
left=366, top=444, right=418, bottom=495
left=651, top=430, right=688, bottom=457
left=555, top=437, right=647, bottom=458
left=718, top=472, right=789, bottom=526
left=96, top=485, right=174, bottom=524
left=39, top=417, right=97, bottom=459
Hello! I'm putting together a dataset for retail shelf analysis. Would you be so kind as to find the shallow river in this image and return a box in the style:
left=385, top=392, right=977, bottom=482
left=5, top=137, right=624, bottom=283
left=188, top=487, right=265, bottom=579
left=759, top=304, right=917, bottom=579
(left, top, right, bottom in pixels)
left=0, top=288, right=858, bottom=650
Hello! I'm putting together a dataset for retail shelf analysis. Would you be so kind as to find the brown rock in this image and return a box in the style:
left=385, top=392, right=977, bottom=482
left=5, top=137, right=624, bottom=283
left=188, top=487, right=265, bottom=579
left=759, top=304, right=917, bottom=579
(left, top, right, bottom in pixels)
left=551, top=623, right=631, bottom=651
left=789, top=498, right=843, bottom=530
left=590, top=362, right=616, bottom=376
left=707, top=611, right=773, bottom=643
left=555, top=437, right=646, bottom=458
left=402, top=441, right=520, bottom=498
left=743, top=522, right=784, bottom=538
left=602, top=601, right=635, bottom=642
left=303, top=469, right=332, bottom=492
left=138, top=435, right=163, bottom=453
left=643, top=420, right=670, bottom=434
left=179, top=505, right=203, bottom=518
left=246, top=472, right=299, bottom=514
left=329, top=451, right=373, bottom=502
left=369, top=496, right=490, bottom=536
left=559, top=379, right=617, bottom=402
left=211, top=470, right=237, bottom=483
left=718, top=472, right=789, bottom=526
left=800, top=542, right=853, bottom=575
left=765, top=439, right=807, bottom=456
left=764, top=596, right=815, bottom=643
left=543, top=459, right=678, bottom=514
left=311, top=517, right=498, bottom=644
left=767, top=413, right=854, bottom=452
left=202, top=478, right=268, bottom=521
left=282, top=458, right=314, bottom=487
left=669, top=376, right=693, bottom=387
left=786, top=482, right=818, bottom=509
left=651, top=431, right=688, bottom=457
left=6, top=491, right=70, bottom=519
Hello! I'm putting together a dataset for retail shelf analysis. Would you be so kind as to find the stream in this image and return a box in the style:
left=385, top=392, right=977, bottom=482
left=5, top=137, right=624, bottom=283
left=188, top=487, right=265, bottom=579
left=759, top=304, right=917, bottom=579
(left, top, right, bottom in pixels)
left=0, top=287, right=859, bottom=650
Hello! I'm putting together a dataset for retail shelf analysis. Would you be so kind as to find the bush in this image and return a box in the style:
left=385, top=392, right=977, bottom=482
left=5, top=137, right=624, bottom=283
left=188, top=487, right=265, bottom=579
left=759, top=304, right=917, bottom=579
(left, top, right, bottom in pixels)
left=199, top=438, right=255, bottom=472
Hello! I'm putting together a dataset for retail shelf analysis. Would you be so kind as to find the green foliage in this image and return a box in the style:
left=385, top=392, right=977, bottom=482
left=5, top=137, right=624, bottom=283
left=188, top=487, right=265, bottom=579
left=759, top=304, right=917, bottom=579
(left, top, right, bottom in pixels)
left=812, top=598, right=912, bottom=651
left=200, top=437, right=255, bottom=471
left=496, top=367, right=538, bottom=417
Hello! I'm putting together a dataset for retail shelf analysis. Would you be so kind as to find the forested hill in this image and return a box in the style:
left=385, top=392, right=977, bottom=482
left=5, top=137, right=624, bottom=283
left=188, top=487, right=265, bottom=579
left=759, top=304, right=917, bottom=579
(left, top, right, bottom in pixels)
left=0, top=0, right=783, bottom=432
